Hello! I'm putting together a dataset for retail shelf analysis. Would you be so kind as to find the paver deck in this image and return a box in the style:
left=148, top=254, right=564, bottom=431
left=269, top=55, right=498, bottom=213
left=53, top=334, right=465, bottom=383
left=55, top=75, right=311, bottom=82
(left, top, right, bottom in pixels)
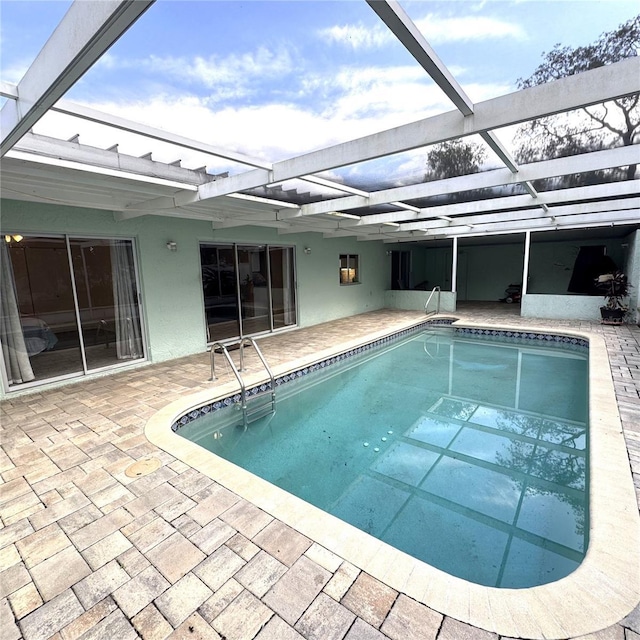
left=1, top=306, right=639, bottom=640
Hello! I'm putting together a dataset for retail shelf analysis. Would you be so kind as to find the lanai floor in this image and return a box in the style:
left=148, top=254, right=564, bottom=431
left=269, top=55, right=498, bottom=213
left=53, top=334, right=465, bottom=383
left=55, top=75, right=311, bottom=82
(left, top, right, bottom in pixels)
left=1, top=307, right=639, bottom=640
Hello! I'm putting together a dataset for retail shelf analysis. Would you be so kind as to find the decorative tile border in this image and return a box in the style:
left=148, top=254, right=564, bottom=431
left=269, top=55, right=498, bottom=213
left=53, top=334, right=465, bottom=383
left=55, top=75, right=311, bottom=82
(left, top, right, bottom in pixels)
left=171, top=319, right=587, bottom=432
left=454, top=326, right=589, bottom=350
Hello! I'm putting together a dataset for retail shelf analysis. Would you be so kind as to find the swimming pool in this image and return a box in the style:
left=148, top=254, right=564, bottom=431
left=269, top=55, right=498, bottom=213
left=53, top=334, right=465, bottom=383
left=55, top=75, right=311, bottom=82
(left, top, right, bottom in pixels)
left=145, top=316, right=640, bottom=638
left=177, top=326, right=589, bottom=588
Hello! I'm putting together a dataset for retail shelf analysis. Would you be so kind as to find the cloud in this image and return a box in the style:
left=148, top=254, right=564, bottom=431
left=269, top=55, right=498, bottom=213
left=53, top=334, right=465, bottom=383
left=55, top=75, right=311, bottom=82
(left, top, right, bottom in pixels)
left=319, top=13, right=526, bottom=50
left=0, top=58, right=30, bottom=84
left=324, top=65, right=454, bottom=125
left=145, top=46, right=294, bottom=89
left=26, top=23, right=519, bottom=180
left=31, top=52, right=519, bottom=180
left=319, top=23, right=393, bottom=50
left=92, top=46, right=296, bottom=104
left=415, top=14, right=527, bottom=44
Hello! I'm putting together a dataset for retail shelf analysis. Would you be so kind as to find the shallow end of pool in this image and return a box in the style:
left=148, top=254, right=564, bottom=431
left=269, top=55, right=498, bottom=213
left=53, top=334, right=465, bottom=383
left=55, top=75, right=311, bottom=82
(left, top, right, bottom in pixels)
left=145, top=317, right=640, bottom=639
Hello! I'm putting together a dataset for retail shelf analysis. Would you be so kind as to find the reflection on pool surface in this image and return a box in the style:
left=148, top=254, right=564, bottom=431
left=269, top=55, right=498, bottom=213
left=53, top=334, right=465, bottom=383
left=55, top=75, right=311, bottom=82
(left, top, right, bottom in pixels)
left=179, top=328, right=588, bottom=588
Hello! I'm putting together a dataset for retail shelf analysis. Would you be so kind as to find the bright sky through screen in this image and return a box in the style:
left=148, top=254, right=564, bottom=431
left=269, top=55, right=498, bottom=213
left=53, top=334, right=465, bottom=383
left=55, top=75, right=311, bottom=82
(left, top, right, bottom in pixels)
left=1, top=0, right=637, bottom=186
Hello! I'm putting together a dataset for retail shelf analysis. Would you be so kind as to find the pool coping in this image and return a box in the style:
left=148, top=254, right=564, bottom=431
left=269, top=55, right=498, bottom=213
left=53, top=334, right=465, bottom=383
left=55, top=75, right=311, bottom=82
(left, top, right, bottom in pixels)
left=145, top=316, right=640, bottom=639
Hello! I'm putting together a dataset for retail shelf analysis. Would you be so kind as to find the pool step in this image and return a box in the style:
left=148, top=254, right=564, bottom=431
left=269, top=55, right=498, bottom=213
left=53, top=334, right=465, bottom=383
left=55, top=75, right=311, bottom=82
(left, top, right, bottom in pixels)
left=244, top=393, right=276, bottom=426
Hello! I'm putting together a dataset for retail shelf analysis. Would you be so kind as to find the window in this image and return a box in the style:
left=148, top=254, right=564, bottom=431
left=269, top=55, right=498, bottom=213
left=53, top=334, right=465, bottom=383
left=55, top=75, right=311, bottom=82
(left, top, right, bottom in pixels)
left=339, top=254, right=359, bottom=284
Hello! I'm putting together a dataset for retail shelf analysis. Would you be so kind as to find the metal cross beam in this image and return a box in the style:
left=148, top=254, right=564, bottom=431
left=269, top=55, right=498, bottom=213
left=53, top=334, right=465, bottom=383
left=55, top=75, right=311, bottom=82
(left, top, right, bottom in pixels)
left=0, top=0, right=154, bottom=157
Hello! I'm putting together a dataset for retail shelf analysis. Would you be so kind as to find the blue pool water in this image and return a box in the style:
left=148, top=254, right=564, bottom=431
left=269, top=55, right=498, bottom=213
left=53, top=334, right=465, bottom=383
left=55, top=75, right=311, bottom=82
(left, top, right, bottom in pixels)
left=179, top=327, right=588, bottom=588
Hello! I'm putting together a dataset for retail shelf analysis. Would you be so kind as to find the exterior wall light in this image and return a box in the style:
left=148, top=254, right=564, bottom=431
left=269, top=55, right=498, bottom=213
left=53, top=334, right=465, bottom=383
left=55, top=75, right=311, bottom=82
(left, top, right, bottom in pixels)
left=166, top=241, right=177, bottom=252
left=303, top=247, right=311, bottom=255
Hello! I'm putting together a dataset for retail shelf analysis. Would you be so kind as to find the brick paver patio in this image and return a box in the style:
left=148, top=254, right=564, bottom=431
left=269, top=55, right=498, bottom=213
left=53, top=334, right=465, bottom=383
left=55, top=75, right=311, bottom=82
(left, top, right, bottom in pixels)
left=1, top=307, right=639, bottom=640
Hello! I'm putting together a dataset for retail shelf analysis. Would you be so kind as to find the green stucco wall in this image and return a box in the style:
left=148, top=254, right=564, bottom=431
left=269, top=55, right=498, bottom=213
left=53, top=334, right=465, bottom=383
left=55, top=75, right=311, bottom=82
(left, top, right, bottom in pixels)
left=1, top=199, right=390, bottom=397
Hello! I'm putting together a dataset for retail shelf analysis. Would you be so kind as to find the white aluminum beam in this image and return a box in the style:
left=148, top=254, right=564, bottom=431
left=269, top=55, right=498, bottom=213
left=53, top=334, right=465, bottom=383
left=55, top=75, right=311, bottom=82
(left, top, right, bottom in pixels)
left=293, top=145, right=639, bottom=217
left=52, top=100, right=374, bottom=198
left=366, top=0, right=474, bottom=115
left=374, top=208, right=639, bottom=241
left=367, top=2, right=539, bottom=208
left=366, top=1, right=530, bottom=190
left=0, top=82, right=18, bottom=99
left=3, top=150, right=198, bottom=192
left=299, top=175, right=369, bottom=197
left=53, top=100, right=272, bottom=170
left=14, top=132, right=213, bottom=184
left=481, top=131, right=519, bottom=173
left=399, top=197, right=638, bottom=232
left=196, top=58, right=639, bottom=200
left=0, top=0, right=154, bottom=156
left=352, top=180, right=640, bottom=226
left=212, top=218, right=291, bottom=230
left=432, top=208, right=640, bottom=235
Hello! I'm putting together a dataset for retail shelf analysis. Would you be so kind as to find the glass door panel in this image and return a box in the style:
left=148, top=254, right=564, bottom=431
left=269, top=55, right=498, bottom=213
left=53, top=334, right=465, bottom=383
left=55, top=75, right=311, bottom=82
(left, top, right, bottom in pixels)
left=269, top=247, right=296, bottom=329
left=200, top=245, right=239, bottom=342
left=237, top=246, right=271, bottom=335
left=3, top=236, right=83, bottom=384
left=70, top=238, right=144, bottom=371
left=199, top=243, right=297, bottom=344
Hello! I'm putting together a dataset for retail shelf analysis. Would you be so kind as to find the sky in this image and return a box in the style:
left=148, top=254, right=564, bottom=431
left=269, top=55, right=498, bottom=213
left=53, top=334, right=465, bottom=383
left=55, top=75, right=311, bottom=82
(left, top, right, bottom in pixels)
left=1, top=0, right=638, bottom=191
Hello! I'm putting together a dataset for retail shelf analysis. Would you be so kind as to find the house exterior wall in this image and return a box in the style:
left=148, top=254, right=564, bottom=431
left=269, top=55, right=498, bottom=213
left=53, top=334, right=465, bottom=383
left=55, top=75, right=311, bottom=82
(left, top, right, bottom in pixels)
left=520, top=294, right=604, bottom=320
left=521, top=231, right=638, bottom=323
left=0, top=199, right=390, bottom=398
left=384, top=290, right=456, bottom=313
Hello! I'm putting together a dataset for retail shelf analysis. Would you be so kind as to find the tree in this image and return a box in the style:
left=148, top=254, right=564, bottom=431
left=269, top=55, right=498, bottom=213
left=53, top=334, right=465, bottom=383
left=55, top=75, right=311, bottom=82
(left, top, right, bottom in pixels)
left=426, top=139, right=487, bottom=180
left=515, top=16, right=639, bottom=185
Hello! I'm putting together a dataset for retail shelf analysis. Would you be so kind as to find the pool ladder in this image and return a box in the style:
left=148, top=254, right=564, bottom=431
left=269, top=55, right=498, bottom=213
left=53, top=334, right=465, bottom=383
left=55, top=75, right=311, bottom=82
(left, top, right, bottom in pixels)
left=425, top=285, right=441, bottom=316
left=209, top=337, right=276, bottom=428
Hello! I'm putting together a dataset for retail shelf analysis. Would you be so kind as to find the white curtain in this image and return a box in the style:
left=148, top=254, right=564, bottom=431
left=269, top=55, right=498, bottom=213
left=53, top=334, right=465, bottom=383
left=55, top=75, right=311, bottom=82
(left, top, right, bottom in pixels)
left=282, top=247, right=295, bottom=325
left=110, top=240, right=143, bottom=360
left=0, top=241, right=35, bottom=383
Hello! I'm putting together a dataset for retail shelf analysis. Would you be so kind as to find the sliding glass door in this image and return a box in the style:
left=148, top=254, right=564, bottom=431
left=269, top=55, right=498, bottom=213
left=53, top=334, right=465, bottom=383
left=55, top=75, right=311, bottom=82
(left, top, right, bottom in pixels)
left=70, top=238, right=144, bottom=370
left=200, top=244, right=240, bottom=341
left=200, top=243, right=296, bottom=343
left=269, top=247, right=296, bottom=330
left=237, top=245, right=271, bottom=335
left=1, top=235, right=144, bottom=390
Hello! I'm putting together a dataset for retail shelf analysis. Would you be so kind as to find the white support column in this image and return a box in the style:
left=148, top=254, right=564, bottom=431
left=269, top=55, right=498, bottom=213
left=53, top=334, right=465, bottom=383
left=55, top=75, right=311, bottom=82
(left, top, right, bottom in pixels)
left=451, top=236, right=458, bottom=294
left=522, top=231, right=531, bottom=295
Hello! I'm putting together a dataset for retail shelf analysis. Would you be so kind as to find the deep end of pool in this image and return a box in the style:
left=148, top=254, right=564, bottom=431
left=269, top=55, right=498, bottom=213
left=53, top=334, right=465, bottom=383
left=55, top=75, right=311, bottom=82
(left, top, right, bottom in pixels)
left=145, top=317, right=640, bottom=639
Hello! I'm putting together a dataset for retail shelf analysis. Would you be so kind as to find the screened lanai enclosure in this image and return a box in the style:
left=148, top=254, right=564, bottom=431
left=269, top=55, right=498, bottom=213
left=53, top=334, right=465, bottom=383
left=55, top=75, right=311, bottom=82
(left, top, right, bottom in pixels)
left=0, top=0, right=638, bottom=395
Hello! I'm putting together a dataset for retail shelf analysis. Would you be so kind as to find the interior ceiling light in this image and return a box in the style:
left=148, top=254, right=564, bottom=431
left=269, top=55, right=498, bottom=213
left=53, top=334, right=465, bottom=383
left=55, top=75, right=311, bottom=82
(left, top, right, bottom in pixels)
left=4, top=234, right=23, bottom=243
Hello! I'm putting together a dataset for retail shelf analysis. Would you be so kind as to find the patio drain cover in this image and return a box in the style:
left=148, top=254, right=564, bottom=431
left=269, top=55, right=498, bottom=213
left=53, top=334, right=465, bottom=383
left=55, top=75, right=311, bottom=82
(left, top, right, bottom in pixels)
left=125, top=457, right=161, bottom=478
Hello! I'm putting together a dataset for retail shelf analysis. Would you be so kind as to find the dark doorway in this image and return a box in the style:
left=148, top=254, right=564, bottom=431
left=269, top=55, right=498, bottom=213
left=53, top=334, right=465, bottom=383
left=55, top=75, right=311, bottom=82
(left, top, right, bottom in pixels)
left=391, top=251, right=411, bottom=290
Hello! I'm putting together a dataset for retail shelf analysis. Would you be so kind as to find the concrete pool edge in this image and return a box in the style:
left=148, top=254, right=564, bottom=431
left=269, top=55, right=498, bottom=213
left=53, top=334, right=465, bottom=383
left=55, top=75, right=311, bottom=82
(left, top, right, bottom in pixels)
left=145, top=317, right=640, bottom=639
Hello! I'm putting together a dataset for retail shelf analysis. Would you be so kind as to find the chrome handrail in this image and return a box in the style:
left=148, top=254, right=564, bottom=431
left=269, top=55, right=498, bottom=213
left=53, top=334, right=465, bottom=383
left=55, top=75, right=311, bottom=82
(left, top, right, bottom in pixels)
left=425, top=285, right=441, bottom=315
left=242, top=337, right=276, bottom=403
left=209, top=341, right=246, bottom=403
left=209, top=336, right=276, bottom=427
